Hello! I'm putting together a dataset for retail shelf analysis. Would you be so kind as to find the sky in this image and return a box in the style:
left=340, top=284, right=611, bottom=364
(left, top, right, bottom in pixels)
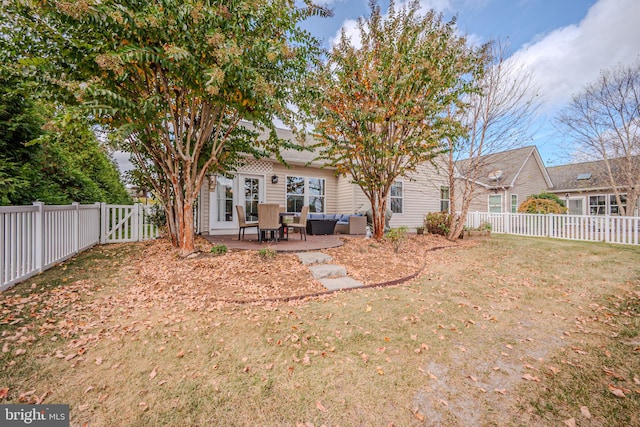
left=302, top=0, right=640, bottom=166
left=114, top=0, right=640, bottom=175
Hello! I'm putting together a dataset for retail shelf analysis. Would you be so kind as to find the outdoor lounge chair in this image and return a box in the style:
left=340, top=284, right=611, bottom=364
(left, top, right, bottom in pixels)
left=236, top=205, right=257, bottom=241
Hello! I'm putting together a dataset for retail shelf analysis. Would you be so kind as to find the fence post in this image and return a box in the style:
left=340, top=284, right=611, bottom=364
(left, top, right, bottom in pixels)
left=33, top=202, right=44, bottom=273
left=100, top=202, right=107, bottom=244
left=133, top=203, right=140, bottom=242
left=72, top=202, right=79, bottom=254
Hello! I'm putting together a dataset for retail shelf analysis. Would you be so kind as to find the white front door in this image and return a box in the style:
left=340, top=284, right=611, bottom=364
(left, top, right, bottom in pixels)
left=240, top=175, right=265, bottom=222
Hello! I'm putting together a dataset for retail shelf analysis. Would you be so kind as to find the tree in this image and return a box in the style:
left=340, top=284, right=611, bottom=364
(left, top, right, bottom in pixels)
left=5, top=0, right=324, bottom=255
left=308, top=0, right=486, bottom=239
left=445, top=43, right=539, bottom=240
left=555, top=61, right=640, bottom=216
left=0, top=68, right=129, bottom=205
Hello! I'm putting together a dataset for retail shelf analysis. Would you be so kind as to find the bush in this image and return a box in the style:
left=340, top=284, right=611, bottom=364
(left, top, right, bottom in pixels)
left=210, top=244, right=228, bottom=255
left=258, top=247, right=277, bottom=260
left=424, top=212, right=451, bottom=236
left=518, top=192, right=567, bottom=214
left=386, top=226, right=408, bottom=254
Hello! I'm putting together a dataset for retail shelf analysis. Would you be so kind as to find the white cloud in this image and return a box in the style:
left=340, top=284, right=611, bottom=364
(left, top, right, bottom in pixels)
left=513, top=0, right=640, bottom=111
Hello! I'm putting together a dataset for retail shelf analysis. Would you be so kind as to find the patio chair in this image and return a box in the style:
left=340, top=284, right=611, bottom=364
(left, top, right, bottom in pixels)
left=257, top=203, right=281, bottom=243
left=288, top=205, right=308, bottom=241
left=236, top=205, right=257, bottom=241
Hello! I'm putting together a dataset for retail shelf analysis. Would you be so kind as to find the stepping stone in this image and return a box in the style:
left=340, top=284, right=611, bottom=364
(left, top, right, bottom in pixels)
left=319, top=277, right=364, bottom=291
left=295, top=252, right=333, bottom=266
left=309, top=264, right=346, bottom=279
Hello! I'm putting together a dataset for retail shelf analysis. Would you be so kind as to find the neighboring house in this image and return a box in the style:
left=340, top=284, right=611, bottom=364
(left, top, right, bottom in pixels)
left=547, top=158, right=639, bottom=216
left=454, top=146, right=553, bottom=214
left=198, top=126, right=449, bottom=235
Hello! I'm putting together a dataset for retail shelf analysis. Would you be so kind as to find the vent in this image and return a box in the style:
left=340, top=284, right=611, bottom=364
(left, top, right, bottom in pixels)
left=576, top=173, right=592, bottom=180
left=487, top=170, right=504, bottom=182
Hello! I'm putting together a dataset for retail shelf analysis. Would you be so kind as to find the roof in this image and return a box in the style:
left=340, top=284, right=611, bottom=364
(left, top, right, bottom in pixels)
left=455, top=146, right=553, bottom=188
left=240, top=121, right=325, bottom=167
left=547, top=156, right=639, bottom=192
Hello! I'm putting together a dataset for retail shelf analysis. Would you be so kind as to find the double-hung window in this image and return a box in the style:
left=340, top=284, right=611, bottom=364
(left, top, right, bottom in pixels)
left=488, top=194, right=502, bottom=213
left=286, top=176, right=326, bottom=213
left=511, top=195, right=518, bottom=213
left=609, top=194, right=627, bottom=215
left=589, top=195, right=606, bottom=215
left=440, top=186, right=450, bottom=212
left=390, top=181, right=403, bottom=214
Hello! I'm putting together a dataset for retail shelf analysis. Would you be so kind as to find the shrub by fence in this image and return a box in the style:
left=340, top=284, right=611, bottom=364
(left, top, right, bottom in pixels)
left=1, top=203, right=159, bottom=290
left=466, top=212, right=639, bottom=246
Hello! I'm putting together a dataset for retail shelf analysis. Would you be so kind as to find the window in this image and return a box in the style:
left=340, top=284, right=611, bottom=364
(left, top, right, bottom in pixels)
left=511, top=194, right=518, bottom=213
left=286, top=176, right=325, bottom=213
left=440, top=186, right=450, bottom=212
left=589, top=195, right=606, bottom=215
left=309, top=178, right=325, bottom=213
left=488, top=194, right=502, bottom=213
left=609, top=194, right=627, bottom=215
left=390, top=181, right=403, bottom=214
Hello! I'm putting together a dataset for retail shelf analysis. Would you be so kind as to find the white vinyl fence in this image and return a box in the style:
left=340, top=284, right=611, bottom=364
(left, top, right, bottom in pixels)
left=1, top=202, right=159, bottom=290
left=466, top=212, right=640, bottom=246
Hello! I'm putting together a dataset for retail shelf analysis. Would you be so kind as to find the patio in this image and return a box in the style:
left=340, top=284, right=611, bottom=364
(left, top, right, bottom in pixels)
left=201, top=232, right=356, bottom=252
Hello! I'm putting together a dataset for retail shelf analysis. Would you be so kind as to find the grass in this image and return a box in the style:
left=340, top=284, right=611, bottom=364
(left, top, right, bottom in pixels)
left=1, top=235, right=639, bottom=426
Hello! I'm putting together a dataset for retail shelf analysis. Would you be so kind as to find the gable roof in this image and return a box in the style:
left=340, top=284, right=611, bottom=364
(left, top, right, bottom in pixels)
left=455, top=145, right=553, bottom=188
left=546, top=156, right=640, bottom=192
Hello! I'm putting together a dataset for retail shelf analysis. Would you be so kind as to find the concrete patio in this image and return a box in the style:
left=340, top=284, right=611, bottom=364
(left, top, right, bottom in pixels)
left=201, top=232, right=362, bottom=252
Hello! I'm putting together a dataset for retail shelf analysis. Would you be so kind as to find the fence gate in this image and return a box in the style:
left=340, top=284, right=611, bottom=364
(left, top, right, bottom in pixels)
left=100, top=203, right=157, bottom=244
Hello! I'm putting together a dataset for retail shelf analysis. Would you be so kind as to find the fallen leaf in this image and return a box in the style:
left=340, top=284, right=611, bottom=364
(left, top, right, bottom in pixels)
left=303, top=355, right=311, bottom=366
left=563, top=418, right=576, bottom=427
left=468, top=375, right=477, bottom=382
left=634, top=376, right=640, bottom=386
left=548, top=366, right=560, bottom=375
left=522, top=374, right=540, bottom=382
left=139, top=402, right=149, bottom=411
left=376, top=366, right=384, bottom=375
left=84, top=386, right=94, bottom=394
left=580, top=406, right=591, bottom=419
left=94, top=357, right=103, bottom=365
left=0, top=388, right=8, bottom=399
left=98, top=394, right=109, bottom=403
left=65, top=353, right=77, bottom=361
left=316, top=400, right=327, bottom=412
left=608, top=384, right=627, bottom=398
left=149, top=368, right=157, bottom=379
left=78, top=404, right=90, bottom=411
left=15, top=349, right=26, bottom=356
left=265, top=363, right=274, bottom=370
left=494, top=388, right=506, bottom=395
left=176, top=350, right=185, bottom=358
left=414, top=411, right=425, bottom=421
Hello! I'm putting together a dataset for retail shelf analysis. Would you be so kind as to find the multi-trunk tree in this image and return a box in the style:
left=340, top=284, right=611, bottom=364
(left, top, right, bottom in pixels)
left=308, top=0, right=486, bottom=239
left=555, top=61, right=640, bottom=216
left=5, top=0, right=324, bottom=255
left=444, top=43, right=539, bottom=240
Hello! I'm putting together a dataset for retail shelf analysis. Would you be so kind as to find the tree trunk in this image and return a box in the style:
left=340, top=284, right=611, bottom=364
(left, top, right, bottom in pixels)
left=178, top=199, right=195, bottom=256
left=370, top=192, right=388, bottom=240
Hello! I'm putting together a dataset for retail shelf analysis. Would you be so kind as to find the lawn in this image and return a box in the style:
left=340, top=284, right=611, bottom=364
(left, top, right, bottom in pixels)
left=1, top=235, right=639, bottom=426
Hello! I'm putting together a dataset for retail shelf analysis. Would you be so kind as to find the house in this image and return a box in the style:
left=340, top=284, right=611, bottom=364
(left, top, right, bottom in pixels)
left=197, top=126, right=449, bottom=235
left=547, top=158, right=639, bottom=216
left=454, top=146, right=553, bottom=213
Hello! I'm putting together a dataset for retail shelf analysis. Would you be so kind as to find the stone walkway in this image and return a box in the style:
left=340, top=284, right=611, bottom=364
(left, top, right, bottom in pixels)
left=295, top=251, right=364, bottom=291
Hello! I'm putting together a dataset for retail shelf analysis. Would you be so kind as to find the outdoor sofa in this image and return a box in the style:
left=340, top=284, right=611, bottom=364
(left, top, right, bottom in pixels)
left=306, top=213, right=367, bottom=235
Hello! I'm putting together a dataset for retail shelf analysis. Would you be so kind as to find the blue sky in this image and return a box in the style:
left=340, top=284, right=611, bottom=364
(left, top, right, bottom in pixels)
left=302, top=0, right=640, bottom=165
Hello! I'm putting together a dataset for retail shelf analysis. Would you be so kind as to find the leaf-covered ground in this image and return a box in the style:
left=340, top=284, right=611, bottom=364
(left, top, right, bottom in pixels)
left=0, top=235, right=638, bottom=426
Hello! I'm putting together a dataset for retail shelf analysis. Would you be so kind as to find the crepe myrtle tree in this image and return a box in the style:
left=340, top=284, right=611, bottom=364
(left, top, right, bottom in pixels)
left=307, top=0, right=487, bottom=239
left=4, top=0, right=327, bottom=255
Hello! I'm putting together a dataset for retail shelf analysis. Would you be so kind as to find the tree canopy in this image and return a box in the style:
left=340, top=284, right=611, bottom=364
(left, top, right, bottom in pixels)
left=0, top=69, right=130, bottom=206
left=4, top=0, right=325, bottom=254
left=308, top=0, right=486, bottom=239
